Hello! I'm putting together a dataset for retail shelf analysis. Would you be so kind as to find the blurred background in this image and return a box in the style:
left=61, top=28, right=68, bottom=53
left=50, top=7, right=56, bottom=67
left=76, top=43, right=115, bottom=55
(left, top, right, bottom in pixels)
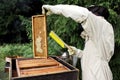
left=0, top=0, right=120, bottom=80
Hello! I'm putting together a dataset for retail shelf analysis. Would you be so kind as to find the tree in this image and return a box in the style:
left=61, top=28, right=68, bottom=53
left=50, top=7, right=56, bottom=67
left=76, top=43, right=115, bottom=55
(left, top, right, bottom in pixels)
left=0, top=0, right=43, bottom=44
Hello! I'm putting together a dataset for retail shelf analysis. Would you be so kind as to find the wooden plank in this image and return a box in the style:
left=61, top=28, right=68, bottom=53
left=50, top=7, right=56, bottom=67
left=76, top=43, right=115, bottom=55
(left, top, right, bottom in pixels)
left=18, top=61, right=59, bottom=69
left=5, top=57, right=12, bottom=80
left=32, top=15, right=48, bottom=58
left=20, top=66, right=70, bottom=77
left=17, top=58, right=55, bottom=65
left=16, top=59, right=21, bottom=77
left=16, top=58, right=60, bottom=68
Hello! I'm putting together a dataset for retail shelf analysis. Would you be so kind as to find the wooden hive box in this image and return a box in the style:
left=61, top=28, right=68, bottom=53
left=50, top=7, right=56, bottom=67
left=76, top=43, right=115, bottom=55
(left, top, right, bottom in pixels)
left=9, top=15, right=79, bottom=80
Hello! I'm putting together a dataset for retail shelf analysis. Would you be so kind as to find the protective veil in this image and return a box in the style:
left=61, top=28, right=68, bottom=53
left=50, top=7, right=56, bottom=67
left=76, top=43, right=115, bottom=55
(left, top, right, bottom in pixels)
left=42, top=4, right=114, bottom=80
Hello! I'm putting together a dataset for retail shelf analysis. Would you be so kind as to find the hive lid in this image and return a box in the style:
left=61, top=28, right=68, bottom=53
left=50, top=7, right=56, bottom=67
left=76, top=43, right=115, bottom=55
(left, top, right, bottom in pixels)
left=32, top=15, right=48, bottom=58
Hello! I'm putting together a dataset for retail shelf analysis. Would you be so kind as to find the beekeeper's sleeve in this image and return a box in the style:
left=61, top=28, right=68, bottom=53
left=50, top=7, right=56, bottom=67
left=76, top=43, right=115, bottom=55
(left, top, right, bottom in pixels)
left=42, top=4, right=89, bottom=23
left=74, top=49, right=83, bottom=58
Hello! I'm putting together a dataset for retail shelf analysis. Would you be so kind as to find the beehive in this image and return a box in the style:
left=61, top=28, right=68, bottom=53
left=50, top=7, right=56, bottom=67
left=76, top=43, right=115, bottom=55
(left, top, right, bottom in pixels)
left=8, top=15, right=79, bottom=80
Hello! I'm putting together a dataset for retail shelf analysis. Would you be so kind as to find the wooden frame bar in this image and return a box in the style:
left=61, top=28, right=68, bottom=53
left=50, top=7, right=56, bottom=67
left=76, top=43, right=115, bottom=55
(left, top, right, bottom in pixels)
left=32, top=15, right=48, bottom=58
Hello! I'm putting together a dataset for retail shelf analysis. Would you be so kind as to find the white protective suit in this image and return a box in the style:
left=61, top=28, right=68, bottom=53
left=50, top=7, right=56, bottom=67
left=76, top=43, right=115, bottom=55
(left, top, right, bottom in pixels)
left=42, top=4, right=114, bottom=80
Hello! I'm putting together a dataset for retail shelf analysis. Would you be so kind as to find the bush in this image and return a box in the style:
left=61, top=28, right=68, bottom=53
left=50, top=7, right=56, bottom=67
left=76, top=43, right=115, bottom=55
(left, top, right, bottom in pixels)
left=0, top=43, right=33, bottom=59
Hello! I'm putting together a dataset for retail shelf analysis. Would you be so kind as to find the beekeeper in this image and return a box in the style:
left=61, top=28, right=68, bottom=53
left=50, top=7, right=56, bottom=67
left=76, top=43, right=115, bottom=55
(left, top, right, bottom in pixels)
left=42, top=4, right=114, bottom=80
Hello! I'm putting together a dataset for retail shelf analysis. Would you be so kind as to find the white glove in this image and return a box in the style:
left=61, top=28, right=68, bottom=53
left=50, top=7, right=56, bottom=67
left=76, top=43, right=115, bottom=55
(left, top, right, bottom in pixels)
left=67, top=46, right=78, bottom=55
left=42, top=5, right=52, bottom=15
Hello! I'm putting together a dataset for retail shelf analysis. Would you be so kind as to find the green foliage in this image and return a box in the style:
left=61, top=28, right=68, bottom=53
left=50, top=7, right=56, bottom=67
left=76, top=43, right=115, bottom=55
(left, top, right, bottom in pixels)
left=0, top=43, right=33, bottom=58
left=110, top=44, right=120, bottom=80
left=0, top=0, right=27, bottom=43
left=0, top=0, right=42, bottom=43
left=19, top=15, right=32, bottom=40
left=47, top=15, right=84, bottom=55
left=114, top=16, right=120, bottom=44
left=0, top=58, right=9, bottom=80
left=110, top=60, right=120, bottom=80
left=48, top=37, right=63, bottom=56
